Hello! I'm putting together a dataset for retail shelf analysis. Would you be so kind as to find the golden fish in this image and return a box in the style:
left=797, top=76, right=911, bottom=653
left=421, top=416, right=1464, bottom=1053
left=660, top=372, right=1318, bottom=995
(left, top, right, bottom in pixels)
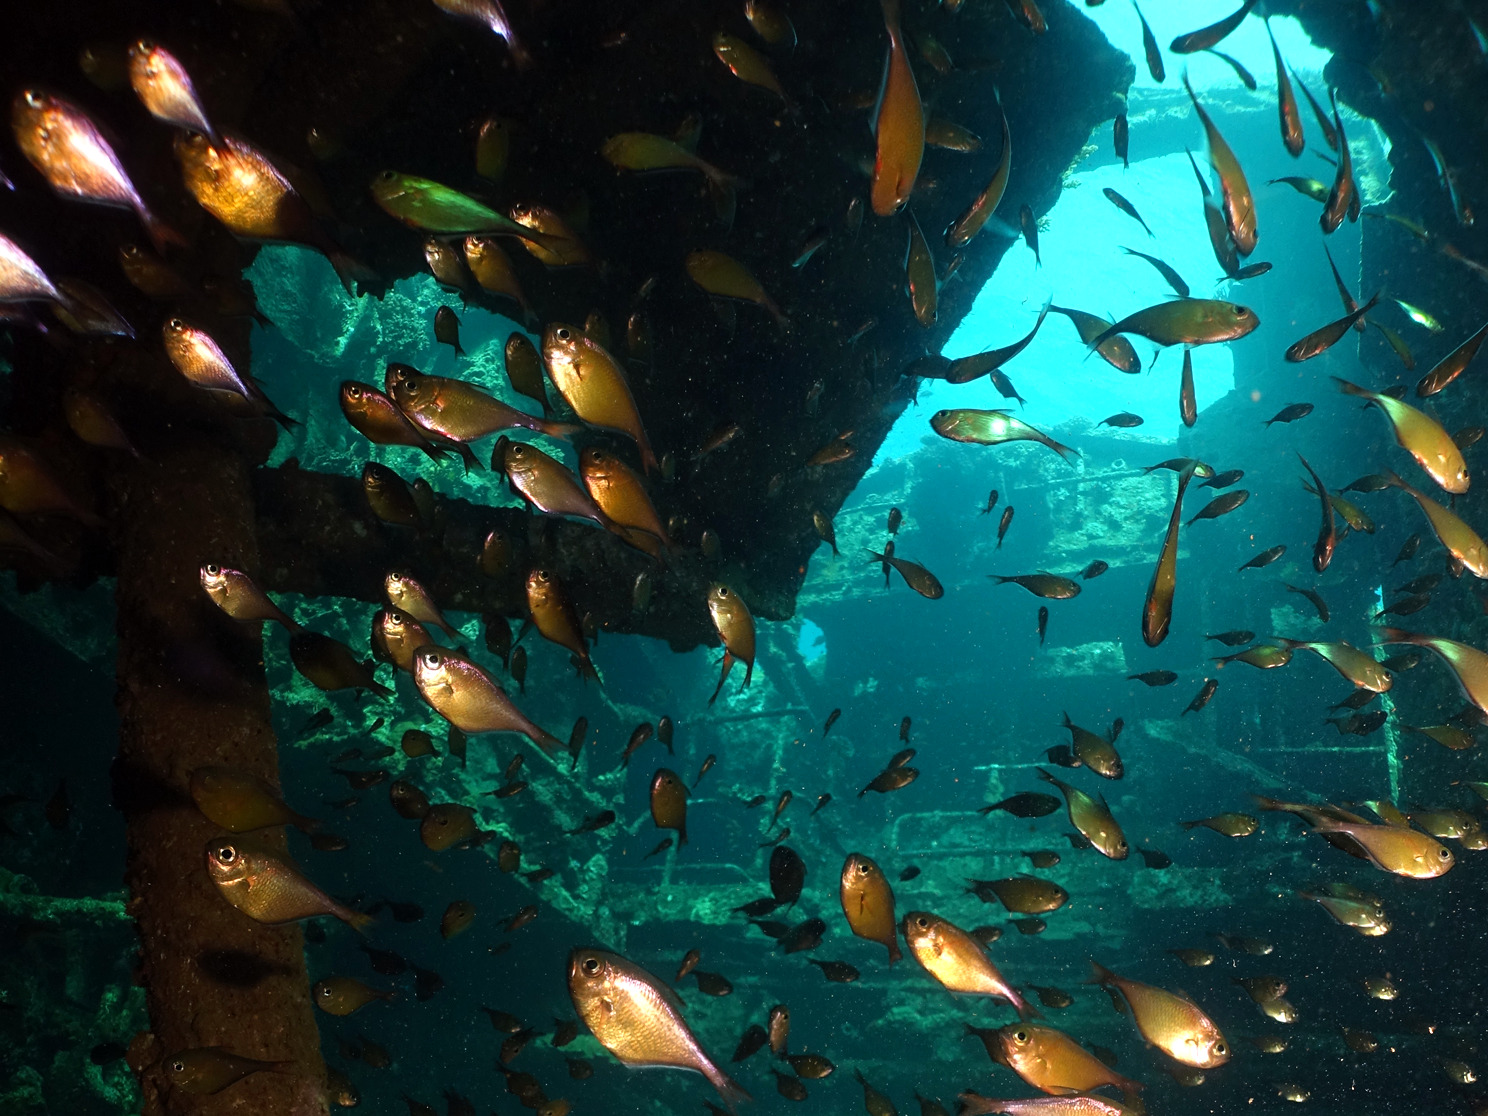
left=1143, top=465, right=1194, bottom=647
left=1417, top=321, right=1488, bottom=397
left=968, top=876, right=1068, bottom=914
left=568, top=949, right=749, bottom=1107
left=12, top=90, right=180, bottom=252
left=127, top=40, right=217, bottom=141
left=925, top=117, right=982, bottom=152
left=902, top=911, right=1034, bottom=1018
left=650, top=768, right=689, bottom=844
left=1274, top=639, right=1391, bottom=692
left=475, top=114, right=512, bottom=183
left=1335, top=378, right=1467, bottom=494
left=199, top=564, right=299, bottom=631
left=1320, top=91, right=1355, bottom=233
left=1380, top=471, right=1487, bottom=576
left=871, top=0, right=924, bottom=216
left=1049, top=306, right=1141, bottom=373
left=509, top=202, right=591, bottom=267
left=840, top=853, right=902, bottom=962
left=414, top=646, right=562, bottom=751
left=162, top=317, right=296, bottom=428
left=1264, top=21, right=1303, bottom=157
left=580, top=447, right=673, bottom=548
left=707, top=584, right=756, bottom=705
left=905, top=209, right=937, bottom=326
left=313, top=976, right=394, bottom=1016
left=190, top=766, right=317, bottom=833
left=0, top=439, right=97, bottom=525
left=684, top=250, right=785, bottom=325
left=502, top=333, right=551, bottom=414
left=52, top=282, right=134, bottom=339
left=1381, top=628, right=1488, bottom=716
left=289, top=631, right=392, bottom=698
left=339, top=381, right=470, bottom=468
left=206, top=837, right=371, bottom=929
left=1275, top=807, right=1455, bottom=879
left=1089, top=961, right=1229, bottom=1068
left=175, top=133, right=360, bottom=286
left=945, top=90, right=1008, bottom=247
left=465, top=236, right=535, bottom=324
left=601, top=132, right=741, bottom=199
left=542, top=323, right=658, bottom=470
left=362, top=462, right=424, bottom=527
left=990, top=1024, right=1142, bottom=1096
left=441, top=899, right=477, bottom=939
left=1298, top=886, right=1390, bottom=936
left=1182, top=73, right=1256, bottom=255
left=1284, top=293, right=1378, bottom=361
left=527, top=568, right=597, bottom=680
left=371, top=608, right=433, bottom=674
left=424, top=238, right=476, bottom=298
left=58, top=387, right=133, bottom=454
left=712, top=32, right=785, bottom=100
left=503, top=441, right=613, bottom=529
left=421, top=802, right=477, bottom=850
left=166, top=1048, right=293, bottom=1095
left=429, top=0, right=529, bottom=64
left=116, top=241, right=188, bottom=300
left=0, top=234, right=62, bottom=304
left=1038, top=768, right=1127, bottom=859
left=1092, top=298, right=1259, bottom=348
left=744, top=0, right=796, bottom=47
left=385, top=571, right=459, bottom=639
left=389, top=365, right=574, bottom=443
left=958, top=1093, right=1136, bottom=1116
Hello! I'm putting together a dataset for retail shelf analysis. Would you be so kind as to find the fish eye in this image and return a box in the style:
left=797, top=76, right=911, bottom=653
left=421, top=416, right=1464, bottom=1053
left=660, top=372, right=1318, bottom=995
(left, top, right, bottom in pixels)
left=204, top=564, right=219, bottom=575
left=420, top=649, right=441, bottom=666
left=582, top=957, right=600, bottom=975
left=556, top=327, right=572, bottom=341
left=170, top=1060, right=185, bottom=1074
left=1013, top=1030, right=1029, bottom=1043
left=717, top=587, right=730, bottom=598
left=318, top=985, right=333, bottom=997
left=346, top=384, right=361, bottom=398
left=377, top=170, right=396, bottom=181
left=914, top=916, right=928, bottom=929
left=1440, top=847, right=1453, bottom=859
left=215, top=845, right=236, bottom=862
left=168, top=318, right=184, bottom=330
left=23, top=90, right=42, bottom=108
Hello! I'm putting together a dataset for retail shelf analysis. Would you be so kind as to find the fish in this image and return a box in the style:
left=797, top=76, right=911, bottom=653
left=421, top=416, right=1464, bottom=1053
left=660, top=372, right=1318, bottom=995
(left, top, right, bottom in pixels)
left=568, top=810, right=616, bottom=836
left=1127, top=670, right=1177, bottom=686
left=1133, top=1, right=1165, bottom=82
left=650, top=770, right=688, bottom=845
left=905, top=209, right=938, bottom=326
left=206, top=837, right=371, bottom=929
left=1170, top=0, right=1257, bottom=53
left=997, top=506, right=1015, bottom=547
left=190, top=766, right=317, bottom=833
left=1119, top=246, right=1187, bottom=296
left=314, top=977, right=395, bottom=1016
left=128, top=40, right=216, bottom=140
left=1335, top=379, right=1468, bottom=493
left=1284, top=294, right=1379, bottom=361
left=12, top=89, right=181, bottom=252
left=980, top=1023, right=1142, bottom=1095
left=1269, top=175, right=1329, bottom=201
left=340, top=381, right=466, bottom=466
left=1037, top=769, right=1127, bottom=859
left=541, top=323, right=659, bottom=470
left=166, top=1048, right=294, bottom=1095
left=1180, top=813, right=1257, bottom=837
left=175, top=133, right=364, bottom=287
left=945, top=89, right=1009, bottom=247
left=1416, top=321, right=1488, bottom=397
left=990, top=573, right=1081, bottom=599
left=1320, top=90, right=1356, bottom=234
left=1299, top=887, right=1390, bottom=936
left=945, top=300, right=1052, bottom=384
left=967, top=876, right=1068, bottom=914
left=901, top=911, right=1035, bottom=1018
left=1380, top=629, right=1488, bottom=716
left=1185, top=489, right=1249, bottom=525
left=430, top=0, right=529, bottom=64
left=1019, top=204, right=1041, bottom=267
left=1049, top=306, right=1141, bottom=374
left=289, top=632, right=392, bottom=698
left=1292, top=71, right=1338, bottom=150
left=712, top=32, right=785, bottom=100
left=685, top=251, right=785, bottom=326
left=1395, top=297, right=1443, bottom=333
left=1103, top=190, right=1153, bottom=237
left=1275, top=639, right=1391, bottom=691
left=932, top=409, right=1075, bottom=461
left=1214, top=643, right=1292, bottom=669
left=707, top=584, right=757, bottom=704
left=433, top=305, right=463, bottom=356
left=980, top=793, right=1061, bottom=818
left=1114, top=110, right=1129, bottom=169
left=1089, top=962, right=1229, bottom=1068
left=389, top=365, right=572, bottom=444
left=503, top=442, right=613, bottom=530
left=871, top=0, right=924, bottom=217
left=1143, top=465, right=1194, bottom=647
left=162, top=318, right=296, bottom=428
left=385, top=572, right=458, bottom=639
left=744, top=0, right=796, bottom=47
left=1238, top=545, right=1286, bottom=570
left=200, top=564, right=300, bottom=631
left=1061, top=713, right=1121, bottom=778
left=861, top=767, right=919, bottom=796
left=600, top=132, right=741, bottom=219
left=1380, top=473, right=1487, bottom=576
left=867, top=549, right=945, bottom=598
left=1091, top=299, right=1259, bottom=348
left=1183, top=678, right=1219, bottom=714
left=1183, top=72, right=1257, bottom=256
left=958, top=1094, right=1136, bottom=1116
left=840, top=853, right=902, bottom=963
left=413, top=646, right=562, bottom=751
left=568, top=949, right=748, bottom=1108
left=1264, top=403, right=1314, bottom=427
left=1037, top=606, right=1048, bottom=645
left=1296, top=454, right=1338, bottom=572
left=0, top=234, right=62, bottom=305
left=371, top=172, right=544, bottom=240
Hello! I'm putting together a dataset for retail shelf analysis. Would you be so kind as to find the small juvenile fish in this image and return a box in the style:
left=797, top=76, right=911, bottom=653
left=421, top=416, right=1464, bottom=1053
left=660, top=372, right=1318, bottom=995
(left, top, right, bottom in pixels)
left=200, top=564, right=300, bottom=632
left=1239, top=545, right=1285, bottom=570
left=190, top=766, right=317, bottom=833
left=979, top=793, right=1060, bottom=818
left=1285, top=583, right=1330, bottom=622
left=128, top=40, right=217, bottom=141
left=1183, top=678, right=1219, bottom=714
left=1103, top=188, right=1154, bottom=236
left=1180, top=812, right=1257, bottom=837
left=990, top=573, right=1080, bottom=599
left=166, top=1048, right=293, bottom=1095
left=1099, top=412, right=1144, bottom=428
left=997, top=506, right=1015, bottom=547
left=860, top=767, right=919, bottom=796
left=207, top=838, right=371, bottom=929
left=314, top=977, right=394, bottom=1016
left=867, top=549, right=945, bottom=598
left=1185, top=489, right=1249, bottom=525
left=1120, top=246, right=1187, bottom=296
left=1264, top=403, right=1314, bottom=426
left=1128, top=670, right=1178, bottom=686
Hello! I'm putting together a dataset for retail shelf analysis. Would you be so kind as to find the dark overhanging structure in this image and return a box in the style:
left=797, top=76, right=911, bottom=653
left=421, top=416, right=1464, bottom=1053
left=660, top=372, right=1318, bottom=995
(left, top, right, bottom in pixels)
left=2, top=0, right=1486, bottom=1111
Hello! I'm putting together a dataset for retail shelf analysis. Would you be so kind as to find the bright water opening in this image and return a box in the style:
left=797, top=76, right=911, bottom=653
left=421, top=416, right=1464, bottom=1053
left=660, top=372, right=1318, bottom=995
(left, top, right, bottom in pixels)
left=796, top=617, right=827, bottom=664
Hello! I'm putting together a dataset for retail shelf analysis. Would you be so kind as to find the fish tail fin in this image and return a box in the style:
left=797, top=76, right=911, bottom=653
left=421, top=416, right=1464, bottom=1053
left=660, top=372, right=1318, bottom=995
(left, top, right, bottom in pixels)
left=141, top=207, right=189, bottom=256
left=888, top=939, right=902, bottom=964
left=708, top=652, right=736, bottom=706
left=535, top=418, right=585, bottom=440
left=329, top=251, right=378, bottom=297
left=864, top=547, right=887, bottom=563
left=1034, top=766, right=1055, bottom=786
left=1250, top=794, right=1287, bottom=812
left=342, top=907, right=376, bottom=934
left=1086, top=959, right=1116, bottom=986
left=704, top=1064, right=751, bottom=1113
left=455, top=441, right=483, bottom=472
left=1331, top=375, right=1369, bottom=398
left=1378, top=627, right=1418, bottom=645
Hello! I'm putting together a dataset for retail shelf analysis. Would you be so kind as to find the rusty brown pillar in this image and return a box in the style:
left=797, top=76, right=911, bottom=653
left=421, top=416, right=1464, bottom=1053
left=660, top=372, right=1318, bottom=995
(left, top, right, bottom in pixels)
left=113, top=439, right=327, bottom=1116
